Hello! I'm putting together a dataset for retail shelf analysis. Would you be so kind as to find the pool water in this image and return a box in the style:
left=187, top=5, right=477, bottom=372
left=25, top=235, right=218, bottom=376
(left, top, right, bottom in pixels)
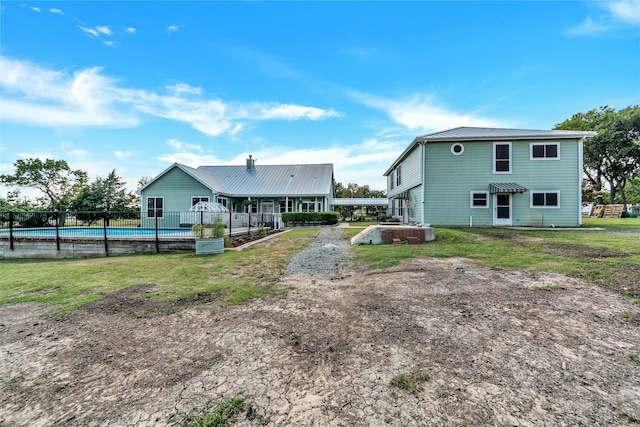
left=3, top=227, right=190, bottom=237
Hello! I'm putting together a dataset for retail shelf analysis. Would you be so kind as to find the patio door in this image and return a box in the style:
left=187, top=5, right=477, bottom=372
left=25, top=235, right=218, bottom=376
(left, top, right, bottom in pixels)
left=493, top=194, right=512, bottom=226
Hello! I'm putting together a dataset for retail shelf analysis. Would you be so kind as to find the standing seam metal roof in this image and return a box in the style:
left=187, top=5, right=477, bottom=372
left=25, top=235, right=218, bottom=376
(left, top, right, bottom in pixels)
left=197, top=164, right=334, bottom=196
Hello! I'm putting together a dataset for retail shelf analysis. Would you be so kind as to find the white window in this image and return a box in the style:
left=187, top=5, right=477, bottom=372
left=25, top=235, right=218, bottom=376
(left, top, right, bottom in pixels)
left=216, top=197, right=227, bottom=207
left=396, top=165, right=402, bottom=186
left=147, top=197, right=163, bottom=218
left=192, top=196, right=209, bottom=206
left=279, top=200, right=294, bottom=213
left=300, top=201, right=318, bottom=212
left=390, top=171, right=395, bottom=190
left=470, top=192, right=489, bottom=208
left=531, top=143, right=559, bottom=160
left=531, top=191, right=560, bottom=208
left=494, top=142, right=512, bottom=174
left=393, top=198, right=405, bottom=217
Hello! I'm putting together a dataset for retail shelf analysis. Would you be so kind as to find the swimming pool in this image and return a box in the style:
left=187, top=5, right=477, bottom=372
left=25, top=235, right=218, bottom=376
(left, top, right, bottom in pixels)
left=1, top=227, right=192, bottom=238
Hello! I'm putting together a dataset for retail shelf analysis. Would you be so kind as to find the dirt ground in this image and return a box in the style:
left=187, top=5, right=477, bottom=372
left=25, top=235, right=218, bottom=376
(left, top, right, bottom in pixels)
left=2, top=253, right=640, bottom=426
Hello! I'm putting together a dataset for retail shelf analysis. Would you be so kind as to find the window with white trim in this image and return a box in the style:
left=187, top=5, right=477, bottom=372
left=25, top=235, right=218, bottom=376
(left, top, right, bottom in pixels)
left=494, top=142, right=512, bottom=174
left=389, top=171, right=395, bottom=190
left=531, top=143, right=559, bottom=160
left=531, top=191, right=560, bottom=208
left=396, top=165, right=402, bottom=186
left=192, top=196, right=209, bottom=206
left=279, top=200, right=294, bottom=213
left=300, top=201, right=318, bottom=212
left=470, top=191, right=489, bottom=208
left=147, top=197, right=164, bottom=218
left=216, top=197, right=227, bottom=207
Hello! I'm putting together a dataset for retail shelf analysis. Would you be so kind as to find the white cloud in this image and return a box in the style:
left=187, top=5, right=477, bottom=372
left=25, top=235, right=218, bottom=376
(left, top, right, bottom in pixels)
left=29, top=6, right=40, bottom=12
left=49, top=8, right=63, bottom=15
left=255, top=103, right=340, bottom=121
left=79, top=26, right=100, bottom=38
left=568, top=0, right=640, bottom=35
left=166, top=83, right=202, bottom=95
left=0, top=56, right=138, bottom=127
left=125, top=27, right=136, bottom=34
left=566, top=16, right=611, bottom=35
left=96, top=26, right=113, bottom=36
left=167, top=25, right=180, bottom=34
left=0, top=56, right=340, bottom=135
left=350, top=91, right=505, bottom=132
left=600, top=0, right=640, bottom=25
left=115, top=150, right=136, bottom=159
left=166, top=138, right=203, bottom=152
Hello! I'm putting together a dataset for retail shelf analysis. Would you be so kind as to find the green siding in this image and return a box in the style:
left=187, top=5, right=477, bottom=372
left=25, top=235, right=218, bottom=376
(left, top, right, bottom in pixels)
left=423, top=139, right=581, bottom=227
left=408, top=185, right=423, bottom=224
left=388, top=145, right=422, bottom=198
left=140, top=167, right=214, bottom=228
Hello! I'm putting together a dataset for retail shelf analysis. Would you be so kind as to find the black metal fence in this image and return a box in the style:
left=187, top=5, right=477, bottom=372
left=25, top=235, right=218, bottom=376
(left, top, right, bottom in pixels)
left=0, top=210, right=280, bottom=253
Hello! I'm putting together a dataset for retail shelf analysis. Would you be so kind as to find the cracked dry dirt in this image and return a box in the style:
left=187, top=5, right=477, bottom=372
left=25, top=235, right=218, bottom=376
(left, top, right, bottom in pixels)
left=2, top=244, right=640, bottom=426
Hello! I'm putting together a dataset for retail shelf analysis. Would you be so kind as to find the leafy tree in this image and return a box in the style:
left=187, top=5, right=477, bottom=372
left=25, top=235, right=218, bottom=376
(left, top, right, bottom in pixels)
left=0, top=158, right=88, bottom=211
left=0, top=190, right=34, bottom=211
left=555, top=106, right=640, bottom=210
left=71, top=170, right=138, bottom=225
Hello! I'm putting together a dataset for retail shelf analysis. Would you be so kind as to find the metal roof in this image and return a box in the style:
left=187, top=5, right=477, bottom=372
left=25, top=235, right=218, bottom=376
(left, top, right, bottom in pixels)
left=197, top=164, right=334, bottom=197
left=331, top=198, right=389, bottom=206
left=416, top=127, right=596, bottom=142
left=489, top=183, right=528, bottom=194
left=385, top=126, right=596, bottom=176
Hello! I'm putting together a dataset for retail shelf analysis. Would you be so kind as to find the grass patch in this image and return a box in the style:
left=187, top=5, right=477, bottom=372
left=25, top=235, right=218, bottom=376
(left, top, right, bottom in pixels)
left=389, top=371, right=430, bottom=394
left=351, top=225, right=640, bottom=298
left=169, top=396, right=246, bottom=427
left=0, top=229, right=318, bottom=311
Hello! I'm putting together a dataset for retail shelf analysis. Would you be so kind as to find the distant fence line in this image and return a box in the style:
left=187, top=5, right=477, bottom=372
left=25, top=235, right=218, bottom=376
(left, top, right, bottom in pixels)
left=0, top=210, right=280, bottom=255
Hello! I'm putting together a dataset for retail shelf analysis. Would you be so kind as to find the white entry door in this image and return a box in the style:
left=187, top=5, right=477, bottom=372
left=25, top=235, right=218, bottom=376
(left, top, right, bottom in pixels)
left=493, top=194, right=512, bottom=226
left=261, top=201, right=274, bottom=214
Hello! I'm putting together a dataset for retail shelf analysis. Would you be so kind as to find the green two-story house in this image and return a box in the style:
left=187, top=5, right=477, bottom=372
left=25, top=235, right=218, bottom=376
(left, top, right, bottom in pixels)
left=384, top=127, right=596, bottom=227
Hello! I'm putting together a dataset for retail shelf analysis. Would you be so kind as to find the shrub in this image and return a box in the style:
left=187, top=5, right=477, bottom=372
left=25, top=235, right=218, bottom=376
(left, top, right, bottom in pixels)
left=281, top=211, right=340, bottom=225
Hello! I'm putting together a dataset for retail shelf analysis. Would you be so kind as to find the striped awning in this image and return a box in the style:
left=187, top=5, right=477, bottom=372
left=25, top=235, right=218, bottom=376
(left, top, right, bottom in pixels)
left=489, top=183, right=528, bottom=194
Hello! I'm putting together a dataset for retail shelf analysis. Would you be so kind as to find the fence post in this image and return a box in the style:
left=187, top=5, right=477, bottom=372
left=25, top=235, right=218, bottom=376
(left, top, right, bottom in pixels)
left=103, top=211, right=109, bottom=256
left=229, top=210, right=232, bottom=237
left=248, top=212, right=251, bottom=236
left=55, top=210, right=60, bottom=251
left=9, top=211, right=14, bottom=250
left=155, top=213, right=159, bottom=254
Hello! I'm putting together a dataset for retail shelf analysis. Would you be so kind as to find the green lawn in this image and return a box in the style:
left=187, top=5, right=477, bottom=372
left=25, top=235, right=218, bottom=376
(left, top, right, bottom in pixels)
left=2, top=217, right=639, bottom=311
left=0, top=229, right=318, bottom=311
left=349, top=217, right=640, bottom=302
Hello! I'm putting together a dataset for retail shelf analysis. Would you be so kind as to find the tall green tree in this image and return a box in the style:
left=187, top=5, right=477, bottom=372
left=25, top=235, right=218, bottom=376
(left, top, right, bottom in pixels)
left=71, top=170, right=138, bottom=225
left=0, top=158, right=88, bottom=211
left=555, top=106, right=640, bottom=209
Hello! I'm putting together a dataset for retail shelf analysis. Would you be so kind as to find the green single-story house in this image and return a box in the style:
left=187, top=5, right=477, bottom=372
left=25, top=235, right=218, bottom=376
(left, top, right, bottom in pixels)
left=138, top=156, right=334, bottom=227
left=384, top=127, right=596, bottom=227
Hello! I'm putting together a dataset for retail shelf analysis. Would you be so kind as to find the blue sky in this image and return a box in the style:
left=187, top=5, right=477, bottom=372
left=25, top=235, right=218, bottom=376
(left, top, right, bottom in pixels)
left=1, top=1, right=639, bottom=198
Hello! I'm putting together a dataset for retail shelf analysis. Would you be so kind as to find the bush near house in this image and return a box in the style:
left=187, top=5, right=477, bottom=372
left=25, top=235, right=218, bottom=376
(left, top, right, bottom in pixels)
left=281, top=212, right=340, bottom=226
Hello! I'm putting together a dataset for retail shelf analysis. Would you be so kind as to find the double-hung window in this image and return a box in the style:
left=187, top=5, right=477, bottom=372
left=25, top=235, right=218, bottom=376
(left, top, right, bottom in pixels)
left=494, top=142, right=512, bottom=173
left=396, top=165, right=402, bottom=186
left=531, top=191, right=559, bottom=208
left=147, top=197, right=163, bottom=218
left=470, top=192, right=489, bottom=208
left=389, top=171, right=395, bottom=190
left=531, top=143, right=559, bottom=160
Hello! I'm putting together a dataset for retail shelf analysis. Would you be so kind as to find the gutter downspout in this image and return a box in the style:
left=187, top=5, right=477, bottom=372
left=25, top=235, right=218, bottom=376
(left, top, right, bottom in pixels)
left=420, top=141, right=426, bottom=225
left=578, top=137, right=585, bottom=226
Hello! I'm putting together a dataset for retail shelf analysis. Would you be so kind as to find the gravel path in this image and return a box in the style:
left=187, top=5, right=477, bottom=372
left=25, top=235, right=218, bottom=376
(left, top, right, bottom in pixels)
left=285, top=227, right=353, bottom=276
